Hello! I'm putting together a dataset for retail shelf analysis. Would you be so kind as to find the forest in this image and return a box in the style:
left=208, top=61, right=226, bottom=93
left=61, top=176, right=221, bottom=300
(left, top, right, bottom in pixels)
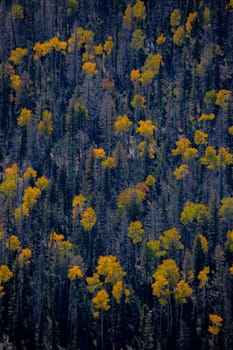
left=0, top=0, right=233, bottom=349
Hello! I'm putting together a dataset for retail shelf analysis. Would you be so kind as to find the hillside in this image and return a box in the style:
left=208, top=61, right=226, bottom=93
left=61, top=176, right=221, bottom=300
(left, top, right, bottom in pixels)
left=0, top=0, right=233, bottom=349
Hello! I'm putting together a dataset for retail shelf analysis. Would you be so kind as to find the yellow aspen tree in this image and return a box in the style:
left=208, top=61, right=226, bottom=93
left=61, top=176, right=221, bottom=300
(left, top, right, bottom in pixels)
left=208, top=314, right=223, bottom=335
left=228, top=126, right=233, bottom=135
left=9, top=48, right=28, bottom=65
left=225, top=230, right=233, bottom=251
left=136, top=120, right=156, bottom=139
left=128, top=220, right=144, bottom=243
left=173, top=26, right=185, bottom=46
left=180, top=201, right=209, bottom=225
left=92, top=289, right=110, bottom=312
left=35, top=176, right=49, bottom=191
left=172, top=138, right=191, bottom=156
left=131, top=29, right=145, bottom=50
left=146, top=240, right=166, bottom=258
left=194, top=130, right=208, bottom=145
left=0, top=265, right=13, bottom=296
left=18, top=248, right=32, bottom=265
left=82, top=61, right=97, bottom=76
left=80, top=207, right=97, bottom=231
left=114, top=115, right=132, bottom=133
left=198, top=234, right=208, bottom=253
left=215, top=89, right=231, bottom=110
left=10, top=74, right=21, bottom=90
left=72, top=194, right=86, bottom=218
left=23, top=167, right=37, bottom=181
left=173, top=164, right=190, bottom=180
left=156, top=34, right=166, bottom=45
left=101, top=157, right=116, bottom=169
left=103, top=36, right=114, bottom=55
left=68, top=265, right=83, bottom=280
left=198, top=113, right=215, bottom=122
left=5, top=235, right=21, bottom=251
left=170, top=9, right=181, bottom=28
left=219, top=197, right=233, bottom=223
left=11, top=4, right=24, bottom=19
left=38, top=110, right=53, bottom=136
left=130, top=69, right=141, bottom=82
left=133, top=0, right=146, bottom=20
left=93, top=148, right=106, bottom=159
left=23, top=186, right=41, bottom=210
left=159, top=228, right=184, bottom=253
left=145, top=174, right=156, bottom=187
left=96, top=255, right=126, bottom=284
left=86, top=273, right=103, bottom=293
left=131, top=94, right=146, bottom=109
left=200, top=146, right=218, bottom=169
left=183, top=147, right=198, bottom=161
left=175, top=279, right=192, bottom=304
left=198, top=266, right=210, bottom=288
left=186, top=12, right=198, bottom=33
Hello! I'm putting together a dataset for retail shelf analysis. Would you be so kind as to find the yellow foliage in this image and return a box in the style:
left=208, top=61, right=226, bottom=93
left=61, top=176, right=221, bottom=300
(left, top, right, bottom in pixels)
left=35, top=176, right=49, bottom=191
left=131, top=29, right=145, bottom=50
left=117, top=187, right=145, bottom=211
left=0, top=265, right=13, bottom=283
left=152, top=273, right=170, bottom=305
left=68, top=265, right=83, bottom=280
left=208, top=314, right=223, bottom=335
left=198, top=233, right=208, bottom=253
left=229, top=264, right=233, bottom=274
left=228, top=126, right=233, bottom=135
left=18, top=248, right=32, bottom=265
left=93, top=148, right=105, bottom=159
left=80, top=207, right=97, bottom=231
left=23, top=167, right=37, bottom=181
left=203, top=7, right=211, bottom=26
left=133, top=0, right=146, bottom=20
left=128, top=221, right=144, bottom=244
left=86, top=273, right=103, bottom=293
left=97, top=255, right=126, bottom=284
left=194, top=130, right=208, bottom=145
left=114, top=115, right=132, bottom=133
left=123, top=4, right=133, bottom=29
left=6, top=235, right=21, bottom=251
left=175, top=279, right=192, bottom=304
left=141, top=54, right=163, bottom=79
left=170, top=9, right=181, bottom=27
left=18, top=108, right=32, bottom=127
left=92, top=289, right=110, bottom=311
left=198, top=266, right=210, bottom=288
left=145, top=174, right=156, bottom=187
left=160, top=228, right=184, bottom=252
left=131, top=94, right=146, bottom=109
left=11, top=4, right=24, bottom=19
left=49, top=232, right=65, bottom=243
left=138, top=140, right=156, bottom=159
left=146, top=240, right=166, bottom=258
left=94, top=44, right=103, bottom=55
left=72, top=194, right=86, bottom=218
left=136, top=120, right=156, bottom=139
left=186, top=12, right=198, bottom=33
left=198, top=113, right=215, bottom=122
left=173, top=164, right=190, bottom=180
left=130, top=69, right=141, bottom=81
left=217, top=147, right=233, bottom=168
left=102, top=157, right=117, bottom=169
left=227, top=0, right=233, bottom=9
left=200, top=146, right=217, bottom=169
left=33, top=37, right=67, bottom=60
left=180, top=201, right=209, bottom=225
left=173, top=26, right=185, bottom=46
left=156, top=34, right=166, bottom=45
left=219, top=197, right=233, bottom=221
left=38, top=110, right=53, bottom=136
left=215, top=89, right=231, bottom=110
left=226, top=230, right=233, bottom=251
left=10, top=74, right=21, bottom=90
left=112, top=280, right=123, bottom=304
left=23, top=186, right=41, bottom=209
left=154, top=259, right=180, bottom=289
left=172, top=138, right=191, bottom=157
left=82, top=61, right=97, bottom=75
left=0, top=179, right=17, bottom=198
left=140, top=70, right=156, bottom=85
left=9, top=48, right=28, bottom=65
left=103, top=36, right=114, bottom=55
left=183, top=147, right=198, bottom=161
